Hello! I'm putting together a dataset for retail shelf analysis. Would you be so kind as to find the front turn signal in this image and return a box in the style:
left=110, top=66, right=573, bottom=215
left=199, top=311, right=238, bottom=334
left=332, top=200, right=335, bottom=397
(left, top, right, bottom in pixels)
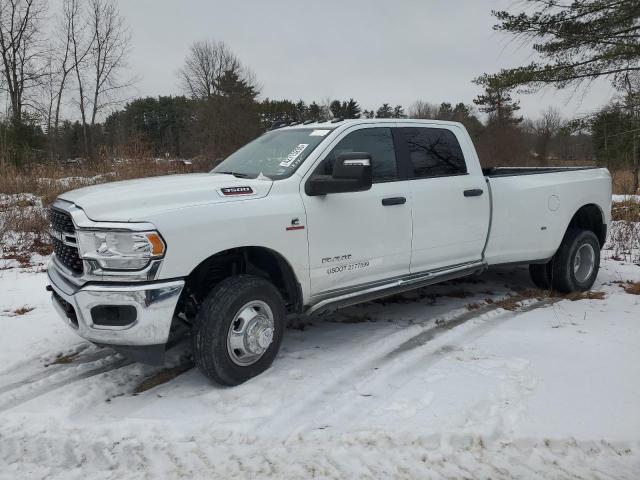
left=146, top=232, right=166, bottom=256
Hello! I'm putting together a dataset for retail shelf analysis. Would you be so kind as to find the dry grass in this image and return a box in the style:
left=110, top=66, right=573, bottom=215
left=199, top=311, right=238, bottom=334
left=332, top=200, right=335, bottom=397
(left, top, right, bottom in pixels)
left=1, top=157, right=207, bottom=267
left=563, top=290, right=607, bottom=301
left=609, top=197, right=640, bottom=264
left=10, top=305, right=35, bottom=315
left=621, top=281, right=640, bottom=295
left=612, top=199, right=640, bottom=222
left=133, top=362, right=194, bottom=394
left=484, top=288, right=606, bottom=311
left=46, top=351, right=80, bottom=366
left=0, top=158, right=202, bottom=206
left=0, top=195, right=51, bottom=266
left=612, top=169, right=640, bottom=195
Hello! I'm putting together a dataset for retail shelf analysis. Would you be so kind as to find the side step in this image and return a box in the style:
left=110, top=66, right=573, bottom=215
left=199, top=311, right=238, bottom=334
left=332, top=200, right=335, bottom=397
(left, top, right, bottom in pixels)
left=305, top=262, right=487, bottom=317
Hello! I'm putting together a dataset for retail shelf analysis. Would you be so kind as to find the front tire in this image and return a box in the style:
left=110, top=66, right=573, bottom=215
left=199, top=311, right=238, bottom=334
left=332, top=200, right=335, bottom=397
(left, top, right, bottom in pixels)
left=192, top=275, right=285, bottom=386
left=551, top=229, right=600, bottom=293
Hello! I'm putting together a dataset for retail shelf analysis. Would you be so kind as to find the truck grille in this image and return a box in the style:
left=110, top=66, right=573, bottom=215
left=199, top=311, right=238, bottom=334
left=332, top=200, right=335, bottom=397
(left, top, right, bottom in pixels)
left=50, top=207, right=75, bottom=233
left=51, top=237, right=83, bottom=274
left=49, top=207, right=83, bottom=274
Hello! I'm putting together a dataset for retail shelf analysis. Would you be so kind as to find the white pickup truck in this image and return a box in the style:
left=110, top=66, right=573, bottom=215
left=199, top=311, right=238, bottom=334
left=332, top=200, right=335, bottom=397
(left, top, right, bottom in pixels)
left=47, top=119, right=612, bottom=385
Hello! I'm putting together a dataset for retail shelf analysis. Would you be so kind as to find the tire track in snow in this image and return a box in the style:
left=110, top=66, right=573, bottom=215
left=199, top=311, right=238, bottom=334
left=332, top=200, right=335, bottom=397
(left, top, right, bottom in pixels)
left=266, top=297, right=560, bottom=436
left=0, top=338, right=195, bottom=413
left=333, top=298, right=562, bottom=437
left=0, top=352, right=132, bottom=412
left=0, top=344, right=114, bottom=396
left=319, top=298, right=561, bottom=434
left=1, top=428, right=636, bottom=480
left=0, top=342, right=91, bottom=379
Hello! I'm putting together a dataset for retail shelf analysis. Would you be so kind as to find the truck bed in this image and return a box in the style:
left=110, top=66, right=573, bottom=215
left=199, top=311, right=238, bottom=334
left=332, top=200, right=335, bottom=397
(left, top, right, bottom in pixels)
left=482, top=166, right=599, bottom=177
left=483, top=166, right=611, bottom=266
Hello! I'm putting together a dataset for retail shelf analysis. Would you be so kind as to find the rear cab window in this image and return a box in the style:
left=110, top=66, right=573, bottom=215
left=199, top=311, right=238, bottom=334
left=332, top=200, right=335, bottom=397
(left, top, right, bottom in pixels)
left=400, top=127, right=467, bottom=178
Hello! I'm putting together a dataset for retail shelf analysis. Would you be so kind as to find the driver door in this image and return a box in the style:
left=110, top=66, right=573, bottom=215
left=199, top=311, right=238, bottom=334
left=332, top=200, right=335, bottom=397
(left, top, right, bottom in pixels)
left=302, top=126, right=412, bottom=297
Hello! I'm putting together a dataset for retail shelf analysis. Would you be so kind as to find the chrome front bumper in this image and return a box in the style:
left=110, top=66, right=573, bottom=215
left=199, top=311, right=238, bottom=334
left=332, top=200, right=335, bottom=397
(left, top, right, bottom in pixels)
left=47, top=259, right=184, bottom=347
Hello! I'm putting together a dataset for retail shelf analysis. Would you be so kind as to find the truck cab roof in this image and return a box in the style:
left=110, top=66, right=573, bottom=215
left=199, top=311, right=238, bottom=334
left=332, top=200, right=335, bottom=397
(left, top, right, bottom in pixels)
left=277, top=118, right=466, bottom=131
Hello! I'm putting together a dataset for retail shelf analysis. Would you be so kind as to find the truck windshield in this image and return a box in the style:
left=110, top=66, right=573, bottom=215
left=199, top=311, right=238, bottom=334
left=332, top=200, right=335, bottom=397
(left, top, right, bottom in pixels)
left=212, top=128, right=332, bottom=179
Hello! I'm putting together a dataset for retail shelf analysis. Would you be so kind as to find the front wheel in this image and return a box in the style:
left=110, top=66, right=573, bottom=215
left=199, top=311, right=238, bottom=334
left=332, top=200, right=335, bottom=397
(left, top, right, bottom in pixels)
left=192, top=275, right=285, bottom=386
left=551, top=229, right=601, bottom=293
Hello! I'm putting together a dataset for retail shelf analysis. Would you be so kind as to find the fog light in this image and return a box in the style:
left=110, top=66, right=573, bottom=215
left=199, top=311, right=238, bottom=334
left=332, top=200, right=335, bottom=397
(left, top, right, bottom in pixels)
left=91, top=305, right=137, bottom=327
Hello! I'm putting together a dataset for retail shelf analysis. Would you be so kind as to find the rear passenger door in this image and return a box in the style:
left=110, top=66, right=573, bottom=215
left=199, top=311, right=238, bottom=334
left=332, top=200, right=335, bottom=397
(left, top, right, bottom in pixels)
left=397, top=126, right=490, bottom=273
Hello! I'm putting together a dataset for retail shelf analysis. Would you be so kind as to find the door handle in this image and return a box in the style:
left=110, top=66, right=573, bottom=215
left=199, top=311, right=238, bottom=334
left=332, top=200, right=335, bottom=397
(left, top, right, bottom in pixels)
left=463, top=189, right=484, bottom=197
left=382, top=197, right=406, bottom=206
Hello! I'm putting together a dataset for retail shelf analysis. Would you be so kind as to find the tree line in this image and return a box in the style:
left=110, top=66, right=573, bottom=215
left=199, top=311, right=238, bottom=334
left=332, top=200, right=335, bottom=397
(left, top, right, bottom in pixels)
left=0, top=0, right=638, bottom=191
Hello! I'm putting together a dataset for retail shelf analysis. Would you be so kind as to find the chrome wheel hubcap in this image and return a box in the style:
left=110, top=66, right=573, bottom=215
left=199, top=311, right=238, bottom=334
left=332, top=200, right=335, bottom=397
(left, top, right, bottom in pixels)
left=226, top=300, right=275, bottom=366
left=573, top=243, right=595, bottom=283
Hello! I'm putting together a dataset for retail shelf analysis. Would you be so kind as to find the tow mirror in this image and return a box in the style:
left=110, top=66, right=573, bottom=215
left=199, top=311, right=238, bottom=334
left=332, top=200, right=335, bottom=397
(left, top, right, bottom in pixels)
left=306, top=152, right=373, bottom=196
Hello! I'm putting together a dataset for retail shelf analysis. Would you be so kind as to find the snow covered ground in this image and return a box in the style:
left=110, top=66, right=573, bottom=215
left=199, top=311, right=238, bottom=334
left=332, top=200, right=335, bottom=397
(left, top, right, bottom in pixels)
left=0, top=255, right=639, bottom=478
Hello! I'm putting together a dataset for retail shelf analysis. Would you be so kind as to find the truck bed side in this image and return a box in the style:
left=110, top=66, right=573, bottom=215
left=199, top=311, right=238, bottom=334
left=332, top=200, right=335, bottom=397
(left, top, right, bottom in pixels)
left=484, top=167, right=612, bottom=265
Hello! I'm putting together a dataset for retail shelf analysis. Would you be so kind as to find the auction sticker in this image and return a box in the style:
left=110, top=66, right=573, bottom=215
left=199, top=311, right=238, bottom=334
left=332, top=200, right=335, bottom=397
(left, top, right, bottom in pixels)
left=309, top=129, right=330, bottom=137
left=280, top=143, right=309, bottom=167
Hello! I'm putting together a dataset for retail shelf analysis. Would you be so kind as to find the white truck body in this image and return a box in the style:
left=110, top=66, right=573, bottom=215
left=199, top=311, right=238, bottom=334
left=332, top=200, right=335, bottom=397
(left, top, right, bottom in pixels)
left=47, top=119, right=612, bottom=376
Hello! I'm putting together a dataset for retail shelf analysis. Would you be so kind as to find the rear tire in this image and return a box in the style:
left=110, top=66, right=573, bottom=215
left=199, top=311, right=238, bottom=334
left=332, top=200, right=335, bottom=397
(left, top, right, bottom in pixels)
left=192, top=275, right=285, bottom=386
left=529, top=262, right=552, bottom=290
left=551, top=229, right=600, bottom=293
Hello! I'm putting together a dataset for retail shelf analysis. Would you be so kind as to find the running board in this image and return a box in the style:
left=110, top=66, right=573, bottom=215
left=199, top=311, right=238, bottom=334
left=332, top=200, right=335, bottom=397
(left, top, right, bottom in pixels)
left=305, top=262, right=487, bottom=317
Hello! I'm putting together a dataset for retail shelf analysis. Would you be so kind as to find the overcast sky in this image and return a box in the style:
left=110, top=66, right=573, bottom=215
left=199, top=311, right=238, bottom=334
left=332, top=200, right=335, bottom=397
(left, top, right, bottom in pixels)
left=115, top=0, right=614, bottom=120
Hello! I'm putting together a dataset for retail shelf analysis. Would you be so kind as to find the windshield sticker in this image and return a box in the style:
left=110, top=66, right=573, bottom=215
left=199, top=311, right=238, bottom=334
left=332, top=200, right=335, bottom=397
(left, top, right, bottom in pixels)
left=309, top=129, right=330, bottom=137
left=279, top=143, right=309, bottom=167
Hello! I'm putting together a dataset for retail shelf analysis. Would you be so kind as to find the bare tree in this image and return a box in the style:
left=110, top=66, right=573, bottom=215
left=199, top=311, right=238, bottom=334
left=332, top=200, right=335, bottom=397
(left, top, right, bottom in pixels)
left=87, top=0, right=131, bottom=127
left=179, top=39, right=251, bottom=99
left=616, top=72, right=640, bottom=191
left=32, top=0, right=85, bottom=158
left=52, top=0, right=83, bottom=139
left=534, top=107, right=564, bottom=165
left=408, top=100, right=439, bottom=119
left=0, top=0, right=46, bottom=124
left=70, top=0, right=130, bottom=156
left=70, top=0, right=93, bottom=156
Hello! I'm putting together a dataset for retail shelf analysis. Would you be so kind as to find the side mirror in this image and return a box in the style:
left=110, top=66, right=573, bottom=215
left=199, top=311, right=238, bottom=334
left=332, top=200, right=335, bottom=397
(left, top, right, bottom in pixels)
left=306, top=152, right=373, bottom=196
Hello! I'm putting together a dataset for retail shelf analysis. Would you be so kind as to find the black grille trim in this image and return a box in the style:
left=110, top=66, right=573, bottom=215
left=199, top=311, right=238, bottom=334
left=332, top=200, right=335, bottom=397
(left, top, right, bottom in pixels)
left=52, top=237, right=83, bottom=274
left=52, top=290, right=79, bottom=328
left=49, top=208, right=75, bottom=234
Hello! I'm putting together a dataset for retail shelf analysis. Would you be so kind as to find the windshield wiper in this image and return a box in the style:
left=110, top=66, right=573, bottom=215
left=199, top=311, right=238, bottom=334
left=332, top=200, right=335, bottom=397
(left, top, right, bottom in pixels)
left=216, top=171, right=252, bottom=179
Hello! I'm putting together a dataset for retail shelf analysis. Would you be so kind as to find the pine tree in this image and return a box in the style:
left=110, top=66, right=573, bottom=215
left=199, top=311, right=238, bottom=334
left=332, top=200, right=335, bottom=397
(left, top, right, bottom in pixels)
left=308, top=102, right=322, bottom=121
left=473, top=75, right=523, bottom=125
left=481, top=0, right=640, bottom=91
left=376, top=103, right=393, bottom=118
left=392, top=105, right=405, bottom=118
left=215, top=70, right=258, bottom=100
left=329, top=100, right=343, bottom=119
left=344, top=98, right=361, bottom=119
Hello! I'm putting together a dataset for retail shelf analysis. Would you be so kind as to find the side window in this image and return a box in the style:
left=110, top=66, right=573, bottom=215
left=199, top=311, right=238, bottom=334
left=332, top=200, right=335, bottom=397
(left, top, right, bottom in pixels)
left=315, top=128, right=398, bottom=182
left=402, top=127, right=467, bottom=178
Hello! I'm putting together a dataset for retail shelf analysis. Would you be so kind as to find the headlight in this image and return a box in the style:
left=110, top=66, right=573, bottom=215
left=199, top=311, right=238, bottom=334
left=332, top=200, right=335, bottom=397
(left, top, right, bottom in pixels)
left=76, top=230, right=166, bottom=270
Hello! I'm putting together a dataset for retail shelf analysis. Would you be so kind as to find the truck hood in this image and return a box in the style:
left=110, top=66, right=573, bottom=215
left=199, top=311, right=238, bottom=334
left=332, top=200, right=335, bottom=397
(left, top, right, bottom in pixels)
left=58, top=173, right=274, bottom=222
